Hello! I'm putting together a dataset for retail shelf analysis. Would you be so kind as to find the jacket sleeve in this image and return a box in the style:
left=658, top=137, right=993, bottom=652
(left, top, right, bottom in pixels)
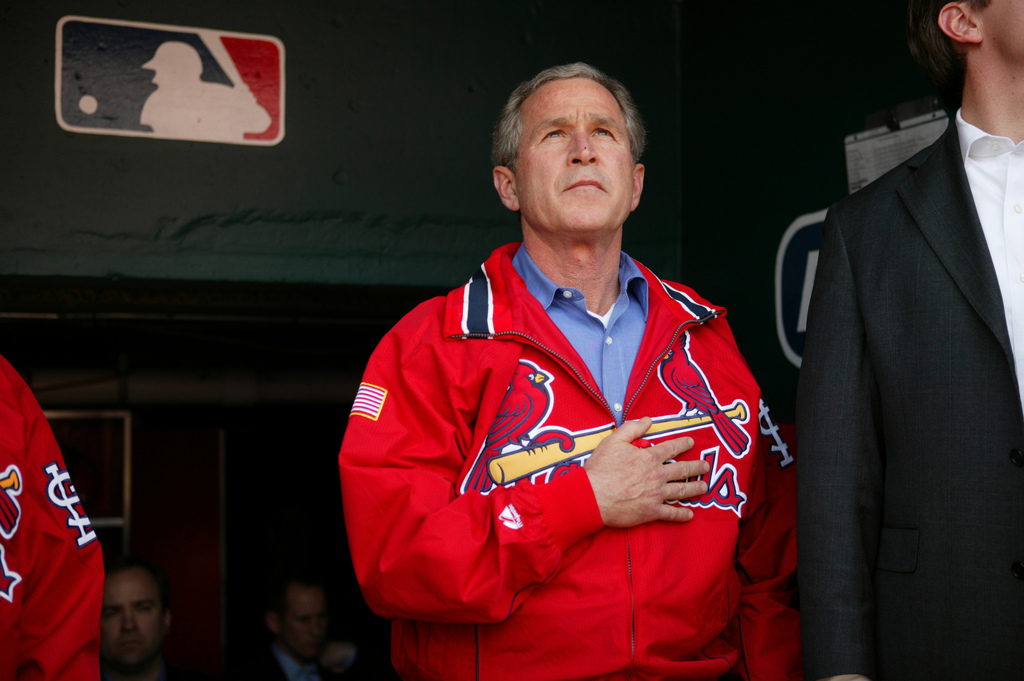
left=795, top=205, right=883, bottom=680
left=724, top=397, right=802, bottom=680
left=338, top=302, right=603, bottom=624
left=0, top=356, right=104, bottom=681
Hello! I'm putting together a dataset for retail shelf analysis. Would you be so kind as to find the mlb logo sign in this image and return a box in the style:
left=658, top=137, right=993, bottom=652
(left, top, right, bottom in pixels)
left=55, top=16, right=285, bottom=145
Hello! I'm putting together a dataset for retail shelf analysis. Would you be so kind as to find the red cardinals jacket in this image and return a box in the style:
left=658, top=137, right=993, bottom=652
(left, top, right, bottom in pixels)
left=0, top=355, right=104, bottom=680
left=339, top=244, right=800, bottom=681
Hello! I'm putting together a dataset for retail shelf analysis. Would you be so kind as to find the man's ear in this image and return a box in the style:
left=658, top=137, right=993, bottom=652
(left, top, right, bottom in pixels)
left=493, top=166, right=520, bottom=212
left=630, top=163, right=645, bottom=212
left=938, top=1, right=983, bottom=45
left=265, top=611, right=281, bottom=635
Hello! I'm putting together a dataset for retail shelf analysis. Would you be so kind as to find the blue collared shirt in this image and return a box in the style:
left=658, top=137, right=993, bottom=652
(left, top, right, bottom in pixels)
left=513, top=246, right=648, bottom=425
left=103, top=662, right=166, bottom=681
left=272, top=643, right=322, bottom=681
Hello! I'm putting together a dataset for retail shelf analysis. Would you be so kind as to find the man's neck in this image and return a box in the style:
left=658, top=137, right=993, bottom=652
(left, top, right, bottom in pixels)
left=520, top=231, right=622, bottom=315
left=101, top=658, right=163, bottom=681
left=961, top=66, right=1024, bottom=144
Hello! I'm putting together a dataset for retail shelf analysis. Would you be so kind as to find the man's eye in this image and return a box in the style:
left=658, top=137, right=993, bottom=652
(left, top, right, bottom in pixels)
left=101, top=608, right=118, bottom=618
left=595, top=129, right=611, bottom=136
left=546, top=131, right=562, bottom=138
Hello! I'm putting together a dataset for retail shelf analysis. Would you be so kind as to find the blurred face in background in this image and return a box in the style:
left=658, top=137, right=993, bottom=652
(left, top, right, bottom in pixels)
left=100, top=567, right=170, bottom=674
left=267, top=582, right=329, bottom=664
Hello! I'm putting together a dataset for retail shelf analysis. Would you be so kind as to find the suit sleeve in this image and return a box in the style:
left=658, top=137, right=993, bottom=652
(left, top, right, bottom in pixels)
left=338, top=302, right=603, bottom=623
left=0, top=356, right=104, bottom=680
left=725, top=397, right=802, bottom=680
left=796, top=205, right=884, bottom=680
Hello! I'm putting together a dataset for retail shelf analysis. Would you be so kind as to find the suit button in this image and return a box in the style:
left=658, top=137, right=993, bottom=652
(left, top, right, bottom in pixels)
left=1013, top=562, right=1024, bottom=580
left=1011, top=448, right=1024, bottom=467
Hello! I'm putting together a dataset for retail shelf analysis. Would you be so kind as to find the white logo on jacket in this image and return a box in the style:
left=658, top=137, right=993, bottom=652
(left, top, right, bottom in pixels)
left=499, top=504, right=524, bottom=530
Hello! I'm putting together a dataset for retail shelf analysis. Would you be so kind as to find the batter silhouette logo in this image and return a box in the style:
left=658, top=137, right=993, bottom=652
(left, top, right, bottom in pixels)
left=55, top=16, right=285, bottom=145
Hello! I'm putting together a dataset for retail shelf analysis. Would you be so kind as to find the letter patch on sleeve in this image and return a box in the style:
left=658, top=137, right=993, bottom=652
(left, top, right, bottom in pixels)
left=44, top=462, right=97, bottom=548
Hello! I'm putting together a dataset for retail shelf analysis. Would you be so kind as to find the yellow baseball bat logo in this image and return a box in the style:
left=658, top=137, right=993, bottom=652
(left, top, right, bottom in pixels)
left=487, top=403, right=747, bottom=485
left=0, top=469, right=20, bottom=492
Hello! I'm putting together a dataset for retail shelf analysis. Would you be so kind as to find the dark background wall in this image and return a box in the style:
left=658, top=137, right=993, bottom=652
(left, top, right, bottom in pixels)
left=682, top=3, right=933, bottom=419
left=0, top=0, right=934, bottom=677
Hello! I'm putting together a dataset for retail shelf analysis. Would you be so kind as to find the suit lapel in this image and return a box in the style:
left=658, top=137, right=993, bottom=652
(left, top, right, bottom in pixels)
left=897, top=124, right=1014, bottom=362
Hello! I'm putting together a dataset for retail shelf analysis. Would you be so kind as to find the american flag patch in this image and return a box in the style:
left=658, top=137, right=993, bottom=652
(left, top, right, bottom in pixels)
left=351, top=383, right=387, bottom=421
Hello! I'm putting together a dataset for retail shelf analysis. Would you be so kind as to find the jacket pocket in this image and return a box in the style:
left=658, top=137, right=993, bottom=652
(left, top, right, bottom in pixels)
left=875, top=525, right=919, bottom=573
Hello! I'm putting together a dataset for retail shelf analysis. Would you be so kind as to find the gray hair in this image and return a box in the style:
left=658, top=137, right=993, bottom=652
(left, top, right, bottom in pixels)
left=491, top=62, right=646, bottom=171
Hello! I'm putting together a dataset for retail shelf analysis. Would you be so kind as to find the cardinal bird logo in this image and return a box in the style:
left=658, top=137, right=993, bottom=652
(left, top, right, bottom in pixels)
left=0, top=465, right=22, bottom=540
left=463, top=360, right=571, bottom=495
left=658, top=334, right=749, bottom=456
left=0, top=465, right=23, bottom=603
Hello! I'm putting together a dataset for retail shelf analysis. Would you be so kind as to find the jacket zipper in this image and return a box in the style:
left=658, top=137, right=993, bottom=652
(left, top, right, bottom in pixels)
left=456, top=314, right=718, bottom=676
left=454, top=307, right=720, bottom=423
left=618, top=314, right=718, bottom=676
left=621, top=316, right=718, bottom=421
left=626, top=531, right=636, bottom=678
left=453, top=330, right=618, bottom=419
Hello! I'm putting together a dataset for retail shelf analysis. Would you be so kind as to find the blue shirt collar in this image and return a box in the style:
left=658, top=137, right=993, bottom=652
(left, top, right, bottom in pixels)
left=272, top=642, right=321, bottom=681
left=512, top=244, right=648, bottom=319
left=103, top=661, right=166, bottom=681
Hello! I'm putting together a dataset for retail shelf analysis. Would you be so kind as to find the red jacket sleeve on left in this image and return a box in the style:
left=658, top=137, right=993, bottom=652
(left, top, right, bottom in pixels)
left=0, top=356, right=104, bottom=680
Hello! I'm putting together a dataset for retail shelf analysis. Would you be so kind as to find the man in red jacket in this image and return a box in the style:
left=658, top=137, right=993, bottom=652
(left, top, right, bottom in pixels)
left=339, top=63, right=800, bottom=681
left=0, top=354, right=104, bottom=679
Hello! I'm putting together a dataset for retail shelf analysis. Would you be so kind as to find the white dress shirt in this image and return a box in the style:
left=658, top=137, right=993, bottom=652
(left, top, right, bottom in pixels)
left=957, top=109, right=1024, bottom=424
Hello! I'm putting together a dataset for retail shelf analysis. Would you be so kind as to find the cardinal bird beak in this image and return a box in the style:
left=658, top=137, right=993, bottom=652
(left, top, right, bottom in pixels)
left=533, top=373, right=547, bottom=384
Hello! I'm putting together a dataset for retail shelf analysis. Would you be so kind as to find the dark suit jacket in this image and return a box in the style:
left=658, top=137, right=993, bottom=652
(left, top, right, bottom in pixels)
left=230, top=645, right=353, bottom=681
left=165, top=665, right=219, bottom=681
left=797, top=122, right=1024, bottom=680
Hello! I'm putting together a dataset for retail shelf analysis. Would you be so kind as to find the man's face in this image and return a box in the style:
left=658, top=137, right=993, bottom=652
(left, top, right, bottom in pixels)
left=494, top=77, right=644, bottom=244
left=100, top=567, right=170, bottom=674
left=267, top=583, right=329, bottom=664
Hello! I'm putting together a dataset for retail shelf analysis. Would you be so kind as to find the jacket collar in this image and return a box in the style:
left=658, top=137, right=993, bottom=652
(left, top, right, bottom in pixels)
left=897, top=122, right=1013, bottom=364
left=443, top=243, right=723, bottom=340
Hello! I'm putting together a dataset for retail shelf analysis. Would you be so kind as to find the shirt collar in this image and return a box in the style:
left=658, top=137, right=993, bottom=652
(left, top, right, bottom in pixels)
left=103, top=661, right=166, bottom=681
left=512, top=244, right=649, bottom=318
left=956, top=108, right=1017, bottom=161
left=272, top=643, right=320, bottom=681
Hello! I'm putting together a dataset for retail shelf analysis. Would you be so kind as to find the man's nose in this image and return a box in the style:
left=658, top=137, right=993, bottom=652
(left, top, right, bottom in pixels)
left=569, top=131, right=596, bottom=164
left=123, top=612, right=138, bottom=630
